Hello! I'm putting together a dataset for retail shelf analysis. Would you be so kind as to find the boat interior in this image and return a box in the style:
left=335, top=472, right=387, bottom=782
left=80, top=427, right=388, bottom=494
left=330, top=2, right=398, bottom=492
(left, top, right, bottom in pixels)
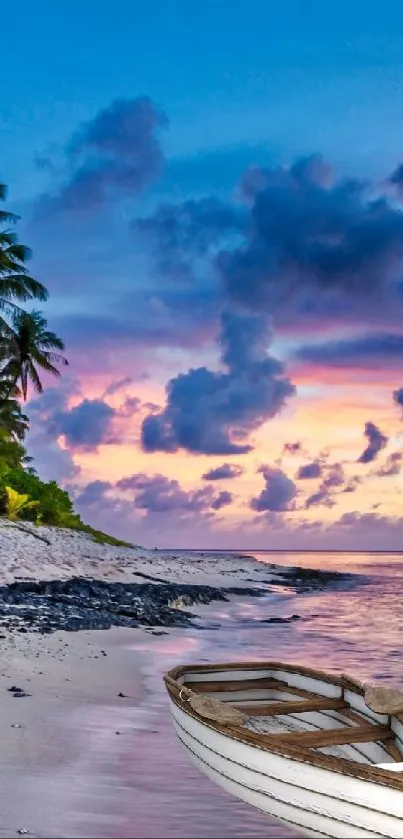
left=166, top=662, right=403, bottom=772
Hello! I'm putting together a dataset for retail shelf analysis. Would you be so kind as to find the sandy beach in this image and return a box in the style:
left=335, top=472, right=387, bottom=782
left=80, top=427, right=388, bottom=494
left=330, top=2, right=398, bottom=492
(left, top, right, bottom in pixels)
left=0, top=519, right=270, bottom=588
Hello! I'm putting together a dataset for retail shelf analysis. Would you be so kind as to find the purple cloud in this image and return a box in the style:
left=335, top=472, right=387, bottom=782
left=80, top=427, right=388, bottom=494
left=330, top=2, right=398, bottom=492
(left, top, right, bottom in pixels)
left=118, top=396, right=142, bottom=418
left=283, top=441, right=302, bottom=455
left=202, top=463, right=244, bottom=481
left=393, top=387, right=403, bottom=408
left=297, top=461, right=322, bottom=479
left=210, top=491, right=233, bottom=510
left=28, top=382, right=141, bottom=454
left=305, top=462, right=346, bottom=508
left=132, top=151, right=403, bottom=366
left=343, top=477, right=361, bottom=493
left=376, top=452, right=402, bottom=477
left=251, top=466, right=297, bottom=512
left=323, top=463, right=345, bottom=489
left=103, top=377, right=133, bottom=397
left=219, top=155, right=403, bottom=311
left=52, top=399, right=116, bottom=450
left=388, top=162, right=403, bottom=197
left=305, top=489, right=336, bottom=509
left=295, top=333, right=403, bottom=370
left=75, top=480, right=114, bottom=507
left=26, top=385, right=82, bottom=483
left=135, top=196, right=244, bottom=280
left=141, top=307, right=295, bottom=455
left=116, top=473, right=227, bottom=515
left=357, top=422, right=388, bottom=464
left=38, top=97, right=168, bottom=213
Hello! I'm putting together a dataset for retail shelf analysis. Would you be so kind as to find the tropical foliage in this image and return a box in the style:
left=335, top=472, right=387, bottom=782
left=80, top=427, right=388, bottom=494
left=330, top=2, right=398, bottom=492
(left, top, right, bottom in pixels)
left=4, top=486, right=39, bottom=520
left=0, top=309, right=68, bottom=400
left=0, top=183, right=48, bottom=329
left=0, top=182, right=126, bottom=543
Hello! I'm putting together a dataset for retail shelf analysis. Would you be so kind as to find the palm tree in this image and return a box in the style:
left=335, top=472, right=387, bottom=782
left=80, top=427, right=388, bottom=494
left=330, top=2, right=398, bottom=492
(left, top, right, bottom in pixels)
left=0, top=379, right=29, bottom=441
left=0, top=310, right=68, bottom=400
left=0, top=184, right=48, bottom=328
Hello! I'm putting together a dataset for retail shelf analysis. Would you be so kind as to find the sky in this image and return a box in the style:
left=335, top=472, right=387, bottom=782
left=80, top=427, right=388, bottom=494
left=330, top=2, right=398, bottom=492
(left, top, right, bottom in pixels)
left=1, top=0, right=403, bottom=549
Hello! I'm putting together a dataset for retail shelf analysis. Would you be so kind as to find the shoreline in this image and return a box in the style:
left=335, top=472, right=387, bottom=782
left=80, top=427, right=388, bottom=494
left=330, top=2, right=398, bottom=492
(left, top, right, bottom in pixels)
left=0, top=520, right=358, bottom=637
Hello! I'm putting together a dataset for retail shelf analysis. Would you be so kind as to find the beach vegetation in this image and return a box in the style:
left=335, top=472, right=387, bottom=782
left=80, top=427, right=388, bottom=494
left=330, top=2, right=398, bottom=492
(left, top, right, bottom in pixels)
left=4, top=485, right=39, bottom=520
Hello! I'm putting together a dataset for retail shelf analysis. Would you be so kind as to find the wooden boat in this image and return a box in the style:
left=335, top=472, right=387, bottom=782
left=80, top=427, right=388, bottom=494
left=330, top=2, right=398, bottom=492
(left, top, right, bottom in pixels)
left=164, top=661, right=403, bottom=838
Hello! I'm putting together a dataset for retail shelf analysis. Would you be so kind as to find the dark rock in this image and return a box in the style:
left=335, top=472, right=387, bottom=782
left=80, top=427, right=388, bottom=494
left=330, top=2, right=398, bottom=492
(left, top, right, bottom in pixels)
left=0, top=566, right=357, bottom=638
left=261, top=614, right=301, bottom=624
left=117, top=692, right=128, bottom=698
left=269, top=566, right=357, bottom=593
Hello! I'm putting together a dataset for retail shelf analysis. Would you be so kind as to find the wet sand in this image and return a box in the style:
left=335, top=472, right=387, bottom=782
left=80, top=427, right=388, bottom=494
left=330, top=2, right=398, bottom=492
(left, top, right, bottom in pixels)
left=0, top=626, right=295, bottom=839
left=0, top=628, right=149, bottom=838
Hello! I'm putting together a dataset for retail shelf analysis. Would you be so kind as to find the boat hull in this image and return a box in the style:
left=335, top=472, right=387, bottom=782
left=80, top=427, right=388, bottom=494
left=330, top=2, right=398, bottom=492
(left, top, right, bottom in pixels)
left=170, top=700, right=403, bottom=839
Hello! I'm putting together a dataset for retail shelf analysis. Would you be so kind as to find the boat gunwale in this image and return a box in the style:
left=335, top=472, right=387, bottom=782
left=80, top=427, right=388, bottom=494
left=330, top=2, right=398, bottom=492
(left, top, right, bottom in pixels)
left=164, top=661, right=403, bottom=792
left=168, top=659, right=345, bottom=687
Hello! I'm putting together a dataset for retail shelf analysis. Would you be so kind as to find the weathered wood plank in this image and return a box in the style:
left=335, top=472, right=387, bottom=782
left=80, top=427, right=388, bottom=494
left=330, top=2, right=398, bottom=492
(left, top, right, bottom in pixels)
left=235, top=697, right=348, bottom=716
left=189, top=678, right=325, bottom=699
left=383, top=739, right=403, bottom=762
left=190, top=677, right=286, bottom=694
left=265, top=723, right=391, bottom=748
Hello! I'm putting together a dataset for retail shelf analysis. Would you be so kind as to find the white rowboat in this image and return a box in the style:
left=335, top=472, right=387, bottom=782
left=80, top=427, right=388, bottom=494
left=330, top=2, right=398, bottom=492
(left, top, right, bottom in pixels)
left=164, top=661, right=403, bottom=838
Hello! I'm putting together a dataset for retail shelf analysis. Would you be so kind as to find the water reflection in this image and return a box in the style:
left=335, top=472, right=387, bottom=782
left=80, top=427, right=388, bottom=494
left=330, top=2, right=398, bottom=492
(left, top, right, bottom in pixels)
left=254, top=549, right=403, bottom=575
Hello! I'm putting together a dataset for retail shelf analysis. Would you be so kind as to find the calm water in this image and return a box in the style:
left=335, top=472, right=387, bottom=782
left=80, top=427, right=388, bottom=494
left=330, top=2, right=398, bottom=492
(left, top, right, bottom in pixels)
left=37, top=551, right=403, bottom=838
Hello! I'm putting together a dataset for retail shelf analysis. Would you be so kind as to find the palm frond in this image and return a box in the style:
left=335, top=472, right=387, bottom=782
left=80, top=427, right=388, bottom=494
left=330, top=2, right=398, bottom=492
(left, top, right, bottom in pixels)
left=27, top=361, right=43, bottom=394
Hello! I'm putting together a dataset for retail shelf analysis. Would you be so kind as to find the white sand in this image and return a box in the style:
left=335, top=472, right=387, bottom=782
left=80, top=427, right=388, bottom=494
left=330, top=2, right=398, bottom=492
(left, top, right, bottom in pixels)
left=0, top=519, right=274, bottom=588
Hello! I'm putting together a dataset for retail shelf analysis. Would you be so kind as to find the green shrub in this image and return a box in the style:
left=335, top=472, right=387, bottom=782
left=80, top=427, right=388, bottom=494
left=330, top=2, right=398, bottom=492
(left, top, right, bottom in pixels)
left=0, top=468, right=80, bottom=527
left=0, top=432, right=27, bottom=473
left=4, top=486, right=39, bottom=520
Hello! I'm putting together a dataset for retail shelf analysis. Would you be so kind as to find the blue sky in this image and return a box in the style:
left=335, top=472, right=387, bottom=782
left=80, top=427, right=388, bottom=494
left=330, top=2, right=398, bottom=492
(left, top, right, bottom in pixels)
left=5, top=0, right=403, bottom=201
left=1, top=0, right=403, bottom=548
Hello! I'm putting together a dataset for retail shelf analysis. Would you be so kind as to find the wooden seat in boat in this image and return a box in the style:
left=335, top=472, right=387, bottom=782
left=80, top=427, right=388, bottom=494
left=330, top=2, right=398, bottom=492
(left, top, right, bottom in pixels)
left=262, top=723, right=392, bottom=748
left=235, top=696, right=348, bottom=716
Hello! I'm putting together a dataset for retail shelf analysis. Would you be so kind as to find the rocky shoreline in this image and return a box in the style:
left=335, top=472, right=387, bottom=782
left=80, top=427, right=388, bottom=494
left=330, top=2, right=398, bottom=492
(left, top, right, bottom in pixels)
left=0, top=566, right=358, bottom=635
left=0, top=519, right=362, bottom=636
